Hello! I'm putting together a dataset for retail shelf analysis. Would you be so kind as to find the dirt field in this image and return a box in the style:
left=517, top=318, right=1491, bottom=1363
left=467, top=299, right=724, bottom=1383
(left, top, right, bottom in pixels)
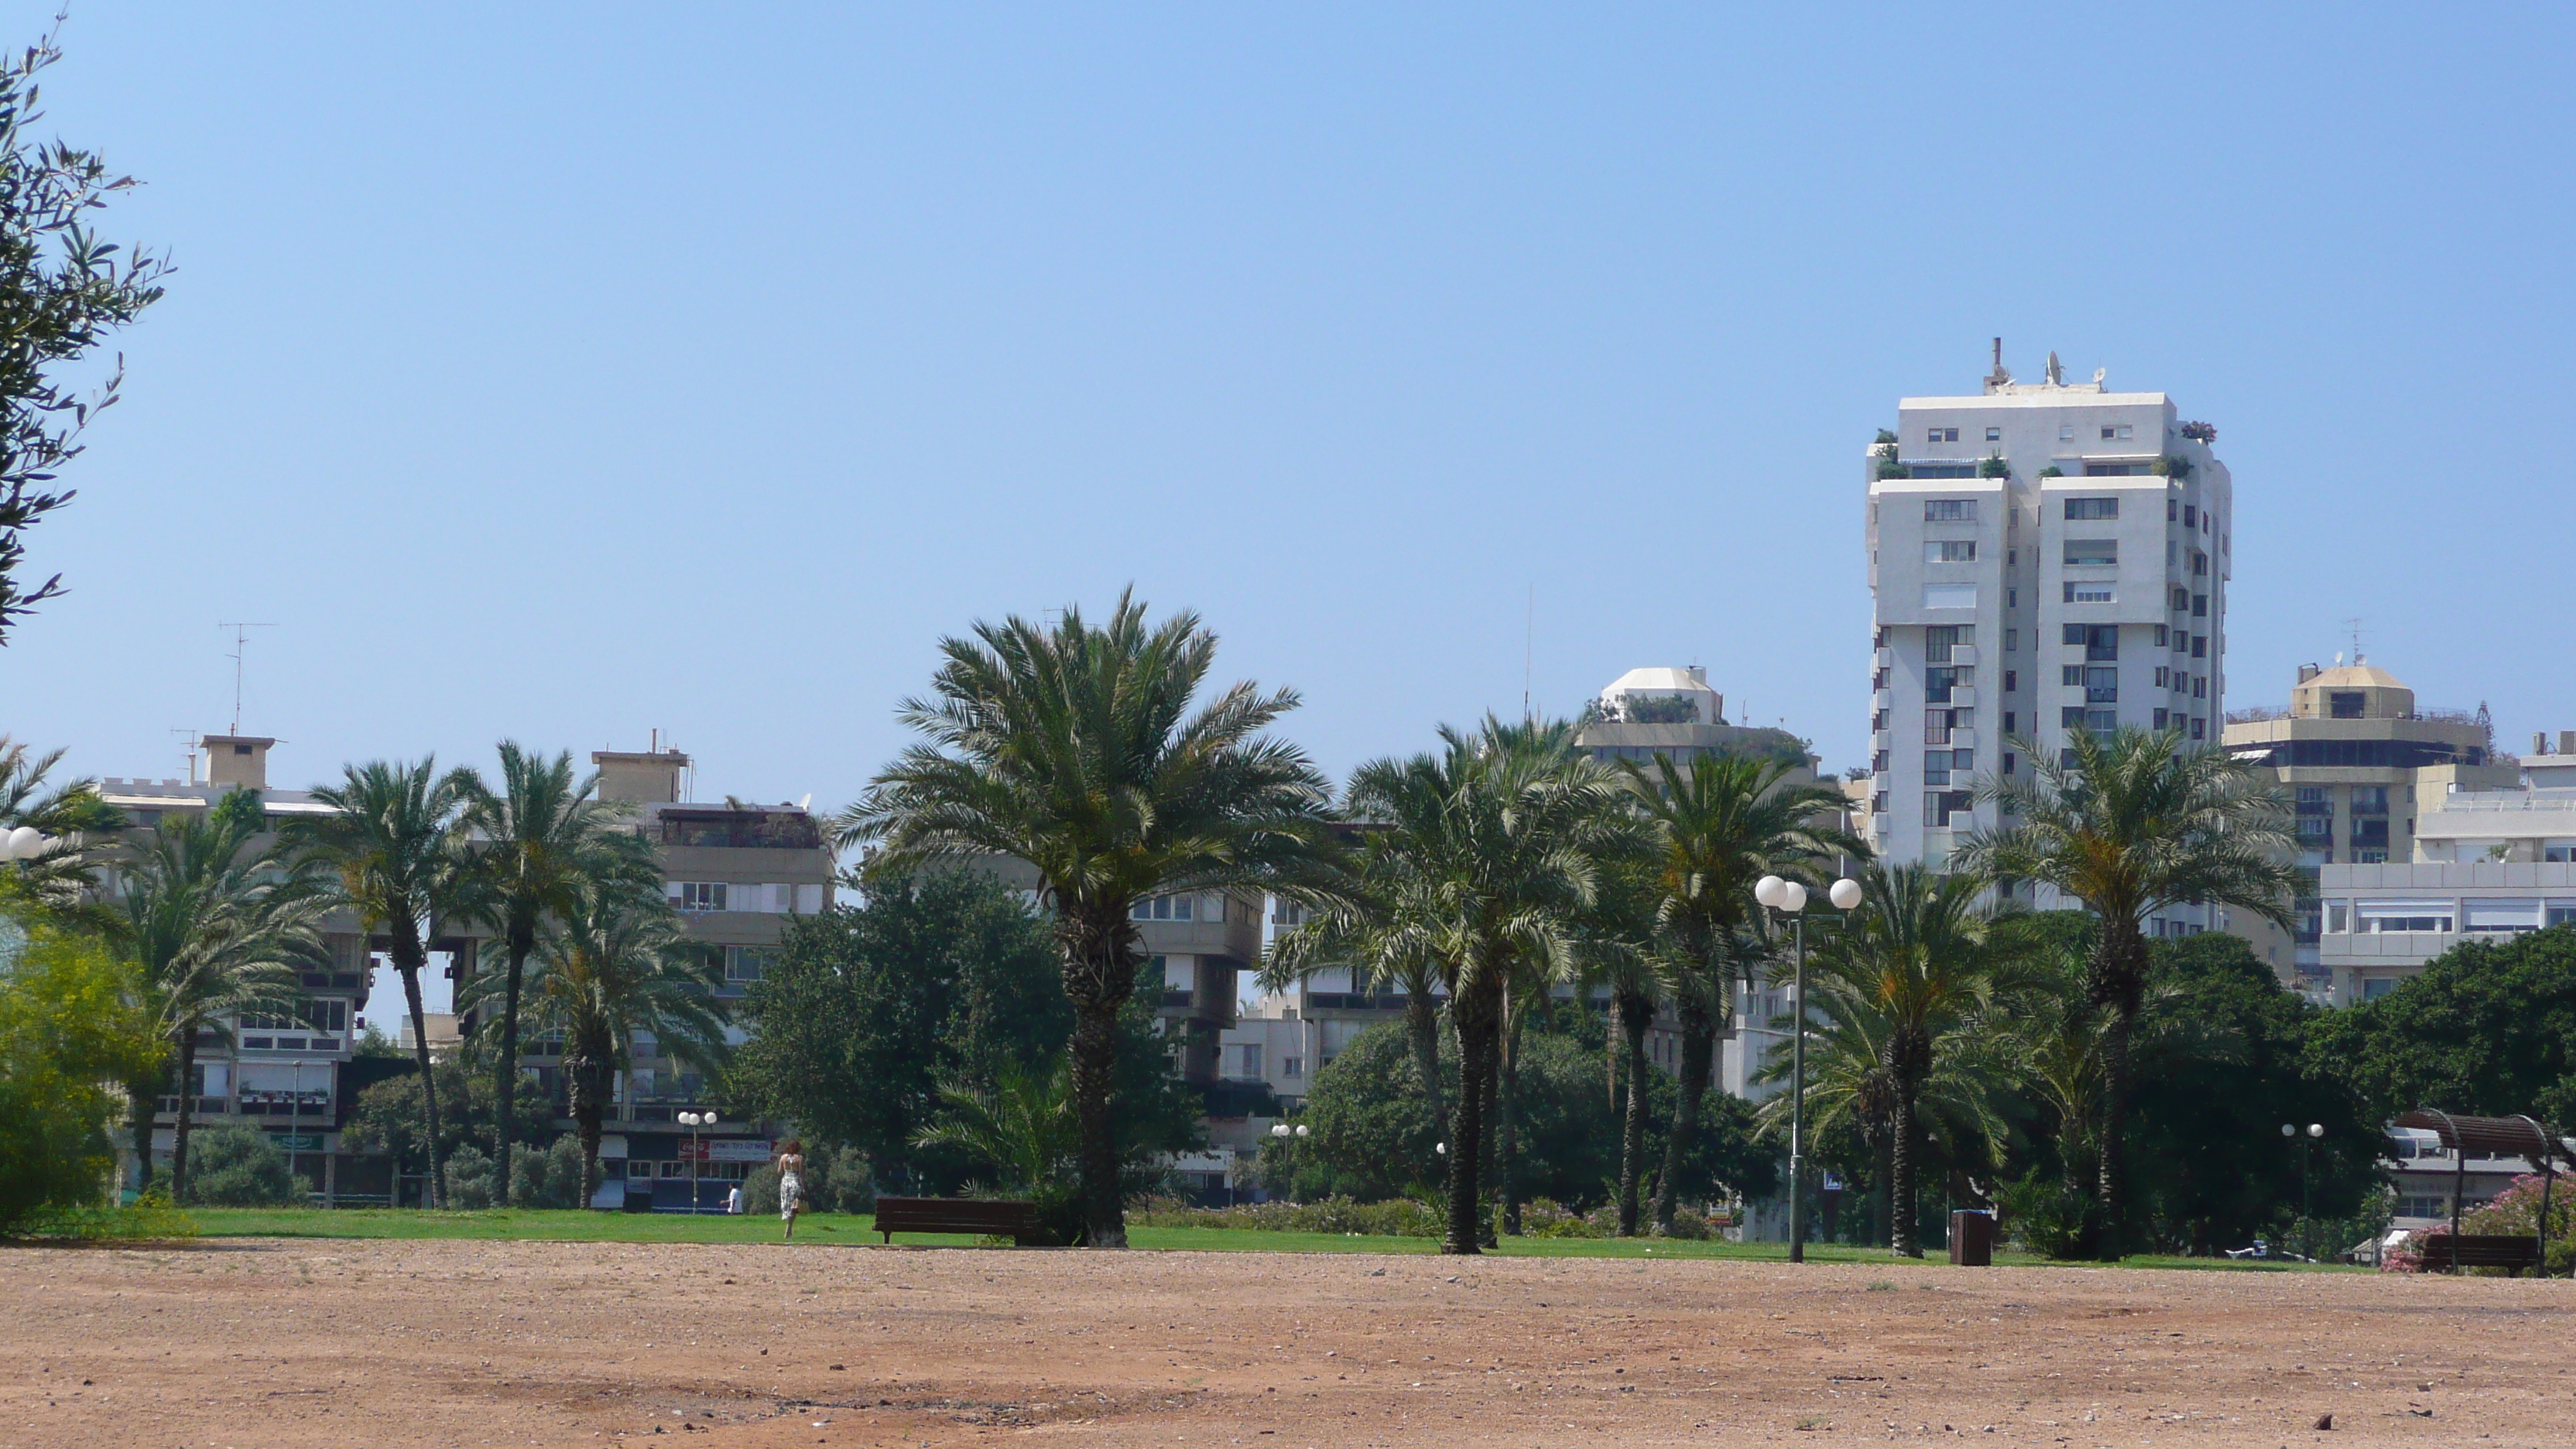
left=8, top=1238, right=2571, bottom=1447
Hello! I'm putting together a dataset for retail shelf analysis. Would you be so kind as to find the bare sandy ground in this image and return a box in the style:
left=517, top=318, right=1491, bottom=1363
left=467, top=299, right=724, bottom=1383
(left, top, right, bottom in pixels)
left=7, top=1238, right=2571, bottom=1447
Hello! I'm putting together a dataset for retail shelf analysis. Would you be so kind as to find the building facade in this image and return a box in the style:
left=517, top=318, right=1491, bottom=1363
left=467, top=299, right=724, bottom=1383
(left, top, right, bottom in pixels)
left=1865, top=353, right=2232, bottom=930
left=2220, top=659, right=2510, bottom=987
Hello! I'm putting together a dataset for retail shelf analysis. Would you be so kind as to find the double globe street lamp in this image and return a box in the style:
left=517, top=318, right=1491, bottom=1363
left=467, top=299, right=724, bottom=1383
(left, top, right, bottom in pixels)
left=2283, top=1121, right=2324, bottom=1262
left=0, top=825, right=60, bottom=860
left=1756, top=872, right=1862, bottom=1263
left=678, top=1110, right=713, bottom=1214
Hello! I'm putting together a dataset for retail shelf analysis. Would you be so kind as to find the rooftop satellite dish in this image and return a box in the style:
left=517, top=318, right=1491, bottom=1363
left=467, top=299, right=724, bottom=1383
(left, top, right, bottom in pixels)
left=798, top=793, right=813, bottom=812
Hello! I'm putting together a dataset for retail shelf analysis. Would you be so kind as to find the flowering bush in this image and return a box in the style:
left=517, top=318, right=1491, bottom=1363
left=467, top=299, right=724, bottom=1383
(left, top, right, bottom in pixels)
left=1130, top=1194, right=1443, bottom=1237
left=2382, top=1173, right=2574, bottom=1275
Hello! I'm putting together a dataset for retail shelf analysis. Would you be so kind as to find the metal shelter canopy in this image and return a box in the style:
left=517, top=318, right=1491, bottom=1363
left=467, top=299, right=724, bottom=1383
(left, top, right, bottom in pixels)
left=2393, top=1110, right=2573, bottom=1168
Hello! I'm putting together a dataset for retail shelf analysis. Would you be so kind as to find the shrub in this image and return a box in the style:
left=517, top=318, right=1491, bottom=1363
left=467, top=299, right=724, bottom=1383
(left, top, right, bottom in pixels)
left=1129, top=1194, right=1444, bottom=1237
left=2151, top=454, right=2193, bottom=481
left=2036, top=464, right=2064, bottom=478
left=442, top=1142, right=498, bottom=1210
left=509, top=1136, right=588, bottom=1208
left=2387, top=1173, right=2576, bottom=1276
left=1663, top=1208, right=1711, bottom=1241
left=1978, top=453, right=2009, bottom=478
left=0, top=910, right=163, bottom=1233
left=1995, top=1172, right=2093, bottom=1259
left=183, top=1123, right=303, bottom=1207
left=1516, top=1197, right=1612, bottom=1238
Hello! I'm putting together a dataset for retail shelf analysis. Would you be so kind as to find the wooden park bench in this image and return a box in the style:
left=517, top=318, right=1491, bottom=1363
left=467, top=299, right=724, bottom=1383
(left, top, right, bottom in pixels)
left=2430, top=1234, right=2544, bottom=1277
left=872, top=1196, right=1041, bottom=1245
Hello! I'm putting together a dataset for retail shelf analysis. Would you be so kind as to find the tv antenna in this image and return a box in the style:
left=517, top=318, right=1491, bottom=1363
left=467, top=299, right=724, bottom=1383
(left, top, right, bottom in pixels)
left=2343, top=616, right=2364, bottom=663
left=218, top=622, right=276, bottom=735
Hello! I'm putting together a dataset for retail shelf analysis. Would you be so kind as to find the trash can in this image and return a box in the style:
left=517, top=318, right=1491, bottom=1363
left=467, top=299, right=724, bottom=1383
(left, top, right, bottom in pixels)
left=1948, top=1209, right=1995, bottom=1266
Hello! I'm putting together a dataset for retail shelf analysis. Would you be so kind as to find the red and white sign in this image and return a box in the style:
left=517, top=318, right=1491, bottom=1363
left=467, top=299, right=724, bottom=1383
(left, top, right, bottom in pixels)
left=681, top=1138, right=775, bottom=1163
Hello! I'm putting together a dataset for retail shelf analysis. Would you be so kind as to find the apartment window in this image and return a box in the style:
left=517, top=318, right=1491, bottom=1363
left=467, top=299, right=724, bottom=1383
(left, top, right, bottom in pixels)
left=1874, top=625, right=1889, bottom=648
left=2170, top=586, right=2191, bottom=612
left=2002, top=711, right=2016, bottom=734
left=2153, top=625, right=2168, bottom=646
left=2085, top=666, right=2119, bottom=703
left=1872, top=750, right=1889, bottom=773
left=1923, top=790, right=1973, bottom=827
left=2295, top=786, right=2331, bottom=815
left=2167, top=498, right=2179, bottom=521
left=1871, top=709, right=1889, bottom=732
left=1927, top=426, right=1959, bottom=443
left=2153, top=708, right=2170, bottom=729
left=1923, top=708, right=1954, bottom=744
left=2192, top=550, right=2208, bottom=576
left=2182, top=504, right=2197, bottom=527
left=2350, top=786, right=2390, bottom=817
left=1924, top=624, right=1971, bottom=661
left=2063, top=623, right=2119, bottom=660
left=2099, top=423, right=2134, bottom=440
left=1925, top=666, right=1969, bottom=702
left=2002, top=752, right=2017, bottom=774
left=2064, top=582, right=2114, bottom=603
left=2060, top=664, right=2083, bottom=687
left=2006, top=588, right=2017, bottom=608
left=2153, top=666, right=2169, bottom=687
left=1872, top=791, right=1888, bottom=816
left=1923, top=750, right=1954, bottom=786
left=1926, top=540, right=1978, bottom=564
left=2192, top=593, right=2208, bottom=617
left=2358, top=902, right=2454, bottom=933
left=1228, top=1043, right=1264, bottom=1080
left=2060, top=706, right=2088, bottom=729
left=1922, top=498, right=1977, bottom=522
left=1131, top=892, right=1216, bottom=922
left=2550, top=904, right=2576, bottom=927
left=2297, top=816, right=2332, bottom=844
left=2003, top=628, right=2017, bottom=653
left=1984, top=426, right=2002, bottom=441
left=2059, top=424, right=2074, bottom=440
left=1282, top=1056, right=1304, bottom=1079
left=2064, top=539, right=2118, bottom=567
left=2095, top=709, right=2123, bottom=732
left=674, top=882, right=726, bottom=913
left=2189, top=717, right=2205, bottom=740
left=2329, top=690, right=2364, bottom=719
left=723, top=945, right=773, bottom=983
left=2064, top=497, right=2119, bottom=521
left=2002, top=670, right=2017, bottom=692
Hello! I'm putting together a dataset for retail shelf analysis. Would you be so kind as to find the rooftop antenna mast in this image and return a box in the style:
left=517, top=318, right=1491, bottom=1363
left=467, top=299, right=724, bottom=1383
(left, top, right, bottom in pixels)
left=2345, top=616, right=2364, bottom=664
left=170, top=727, right=200, bottom=784
left=218, top=622, right=276, bottom=735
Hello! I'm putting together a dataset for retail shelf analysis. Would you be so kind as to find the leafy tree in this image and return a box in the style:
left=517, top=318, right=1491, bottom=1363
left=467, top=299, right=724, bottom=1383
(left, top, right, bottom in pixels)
left=293, top=759, right=479, bottom=1205
left=456, top=743, right=649, bottom=1177
left=2307, top=925, right=2576, bottom=1131
left=2129, top=933, right=2376, bottom=1255
left=485, top=878, right=727, bottom=1208
left=344, top=1055, right=552, bottom=1186
left=440, top=1141, right=499, bottom=1209
left=0, top=903, right=161, bottom=1231
left=838, top=591, right=1342, bottom=1247
left=730, top=870, right=1071, bottom=1187
left=0, top=26, right=171, bottom=642
left=180, top=1122, right=300, bottom=1207
left=115, top=800, right=331, bottom=1199
left=1956, top=726, right=2300, bottom=1256
left=508, top=1136, right=587, bottom=1209
left=1619, top=752, right=1856, bottom=1233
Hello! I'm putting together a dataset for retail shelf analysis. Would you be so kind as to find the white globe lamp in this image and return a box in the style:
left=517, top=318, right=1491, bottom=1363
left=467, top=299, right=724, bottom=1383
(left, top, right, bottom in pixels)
left=1828, top=879, right=1863, bottom=912
left=1777, top=881, right=1807, bottom=913
left=1753, top=875, right=1785, bottom=909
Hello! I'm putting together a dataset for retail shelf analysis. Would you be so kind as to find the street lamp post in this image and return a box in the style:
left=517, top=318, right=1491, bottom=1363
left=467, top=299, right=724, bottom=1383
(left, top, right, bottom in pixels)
left=680, top=1111, right=707, bottom=1214
left=2282, top=1121, right=2323, bottom=1262
left=1756, top=874, right=1863, bottom=1263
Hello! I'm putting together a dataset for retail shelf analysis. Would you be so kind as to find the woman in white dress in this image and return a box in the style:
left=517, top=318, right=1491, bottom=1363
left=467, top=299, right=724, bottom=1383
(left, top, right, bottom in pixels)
left=775, top=1139, right=805, bottom=1240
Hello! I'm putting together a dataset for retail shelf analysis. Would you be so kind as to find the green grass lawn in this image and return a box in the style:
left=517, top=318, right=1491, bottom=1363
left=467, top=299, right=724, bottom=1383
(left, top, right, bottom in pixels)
left=173, top=1207, right=2362, bottom=1269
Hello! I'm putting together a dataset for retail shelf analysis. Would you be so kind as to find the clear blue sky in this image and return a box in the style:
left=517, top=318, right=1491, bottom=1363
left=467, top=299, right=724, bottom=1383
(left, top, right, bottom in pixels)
left=9, top=4, right=2573, bottom=813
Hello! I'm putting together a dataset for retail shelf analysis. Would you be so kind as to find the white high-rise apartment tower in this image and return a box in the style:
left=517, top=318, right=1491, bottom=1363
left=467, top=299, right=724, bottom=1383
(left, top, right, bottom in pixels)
left=1864, top=346, right=2232, bottom=932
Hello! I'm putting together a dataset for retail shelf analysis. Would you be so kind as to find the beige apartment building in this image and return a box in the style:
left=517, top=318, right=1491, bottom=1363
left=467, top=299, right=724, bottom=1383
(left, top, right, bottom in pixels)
left=2220, top=659, right=2512, bottom=988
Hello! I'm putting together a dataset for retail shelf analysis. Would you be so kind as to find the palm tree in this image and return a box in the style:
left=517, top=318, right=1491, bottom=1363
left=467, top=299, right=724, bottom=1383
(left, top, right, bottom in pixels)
left=1801, top=863, right=1999, bottom=1256
left=1264, top=870, right=1452, bottom=1145
left=838, top=591, right=1343, bottom=1248
left=117, top=794, right=332, bottom=1200
left=1338, top=718, right=1630, bottom=1252
left=480, top=876, right=728, bottom=1208
left=457, top=743, right=647, bottom=1181
left=1620, top=752, right=1858, bottom=1233
left=0, top=735, right=124, bottom=923
left=1752, top=967, right=2013, bottom=1250
left=1954, top=726, right=2299, bottom=1257
left=292, top=759, right=478, bottom=1208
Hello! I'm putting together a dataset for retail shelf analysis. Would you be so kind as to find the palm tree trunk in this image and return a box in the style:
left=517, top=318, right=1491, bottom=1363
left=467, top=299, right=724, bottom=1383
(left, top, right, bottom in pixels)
left=170, top=1032, right=201, bottom=1203
left=128, top=1051, right=168, bottom=1198
left=1499, top=1002, right=1525, bottom=1236
left=569, top=1050, right=606, bottom=1210
left=1475, top=1042, right=1499, bottom=1249
left=395, top=923, right=445, bottom=1209
left=1442, top=986, right=1499, bottom=1255
left=2085, top=920, right=2149, bottom=1262
left=1405, top=990, right=1447, bottom=1149
left=1891, top=1084, right=1921, bottom=1258
left=1067, top=993, right=1127, bottom=1247
left=492, top=925, right=533, bottom=1197
left=1653, top=1000, right=1716, bottom=1233
left=1616, top=990, right=1652, bottom=1236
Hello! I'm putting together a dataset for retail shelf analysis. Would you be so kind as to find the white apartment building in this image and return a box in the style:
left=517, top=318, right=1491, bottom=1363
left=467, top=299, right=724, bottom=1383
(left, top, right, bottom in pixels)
left=1865, top=348, right=2232, bottom=934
